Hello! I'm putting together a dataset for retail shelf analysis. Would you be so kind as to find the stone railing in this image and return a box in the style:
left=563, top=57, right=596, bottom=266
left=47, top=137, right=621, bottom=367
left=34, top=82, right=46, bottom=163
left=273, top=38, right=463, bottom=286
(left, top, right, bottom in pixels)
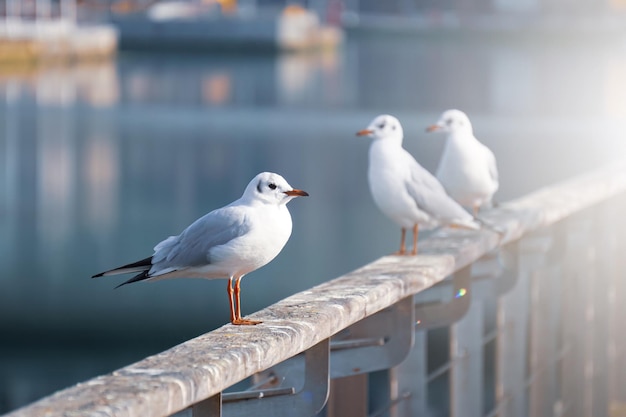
left=8, top=162, right=626, bottom=417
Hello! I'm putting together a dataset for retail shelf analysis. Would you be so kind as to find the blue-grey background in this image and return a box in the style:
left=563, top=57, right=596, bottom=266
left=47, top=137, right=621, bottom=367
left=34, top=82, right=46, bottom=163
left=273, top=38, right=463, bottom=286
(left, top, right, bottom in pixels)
left=1, top=32, right=626, bottom=412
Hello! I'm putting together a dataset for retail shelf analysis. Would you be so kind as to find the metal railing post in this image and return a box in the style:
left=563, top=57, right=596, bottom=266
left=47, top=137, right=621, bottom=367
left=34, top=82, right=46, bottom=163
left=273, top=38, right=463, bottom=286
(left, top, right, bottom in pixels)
left=391, top=330, right=427, bottom=417
left=449, top=266, right=482, bottom=417
left=192, top=393, right=221, bottom=417
left=325, top=297, right=415, bottom=416
left=495, top=241, right=528, bottom=417
left=394, top=264, right=476, bottom=417
left=560, top=214, right=591, bottom=417
left=607, top=194, right=626, bottom=411
left=589, top=203, right=614, bottom=417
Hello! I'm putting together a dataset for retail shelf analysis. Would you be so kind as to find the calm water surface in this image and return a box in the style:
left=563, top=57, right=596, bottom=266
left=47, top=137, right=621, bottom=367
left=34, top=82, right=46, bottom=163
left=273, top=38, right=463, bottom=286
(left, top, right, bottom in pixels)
left=1, top=33, right=625, bottom=412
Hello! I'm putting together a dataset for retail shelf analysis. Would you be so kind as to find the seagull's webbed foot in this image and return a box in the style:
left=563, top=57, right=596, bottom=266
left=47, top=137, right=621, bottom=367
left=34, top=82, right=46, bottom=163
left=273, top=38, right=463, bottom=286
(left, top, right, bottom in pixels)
left=231, top=318, right=262, bottom=326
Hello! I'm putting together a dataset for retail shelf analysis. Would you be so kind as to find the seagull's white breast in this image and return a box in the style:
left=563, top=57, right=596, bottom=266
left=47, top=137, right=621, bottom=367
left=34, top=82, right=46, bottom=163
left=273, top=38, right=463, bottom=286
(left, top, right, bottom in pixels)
left=436, top=134, right=497, bottom=208
left=208, top=204, right=293, bottom=278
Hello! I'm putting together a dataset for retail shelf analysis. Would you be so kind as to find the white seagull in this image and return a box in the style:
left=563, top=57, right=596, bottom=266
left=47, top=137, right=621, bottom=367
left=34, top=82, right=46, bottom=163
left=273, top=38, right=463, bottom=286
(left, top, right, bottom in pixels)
left=426, top=109, right=499, bottom=215
left=357, top=114, right=480, bottom=256
left=92, top=172, right=309, bottom=326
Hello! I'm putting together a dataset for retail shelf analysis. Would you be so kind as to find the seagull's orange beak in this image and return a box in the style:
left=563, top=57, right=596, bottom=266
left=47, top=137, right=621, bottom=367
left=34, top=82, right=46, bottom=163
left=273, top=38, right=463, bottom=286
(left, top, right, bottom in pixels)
left=425, top=125, right=441, bottom=133
left=356, top=129, right=374, bottom=136
left=284, top=189, right=309, bottom=197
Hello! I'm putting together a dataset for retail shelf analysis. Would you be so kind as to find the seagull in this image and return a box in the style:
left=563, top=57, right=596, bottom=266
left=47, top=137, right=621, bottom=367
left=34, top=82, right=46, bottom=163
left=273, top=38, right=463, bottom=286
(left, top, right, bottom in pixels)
left=92, top=172, right=309, bottom=326
left=426, top=109, right=499, bottom=215
left=356, top=114, right=480, bottom=256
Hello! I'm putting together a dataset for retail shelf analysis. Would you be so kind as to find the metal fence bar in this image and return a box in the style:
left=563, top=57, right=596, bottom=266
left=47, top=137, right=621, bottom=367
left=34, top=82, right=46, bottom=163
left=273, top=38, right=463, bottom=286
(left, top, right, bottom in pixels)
left=392, top=331, right=427, bottom=417
left=580, top=215, right=597, bottom=417
left=450, top=266, right=483, bottom=417
left=528, top=222, right=567, bottom=417
left=192, top=393, right=221, bottom=417
left=528, top=267, right=557, bottom=417
left=496, top=242, right=528, bottom=417
left=324, top=375, right=368, bottom=417
left=590, top=206, right=610, bottom=417
left=607, top=195, right=626, bottom=413
left=561, top=214, right=590, bottom=417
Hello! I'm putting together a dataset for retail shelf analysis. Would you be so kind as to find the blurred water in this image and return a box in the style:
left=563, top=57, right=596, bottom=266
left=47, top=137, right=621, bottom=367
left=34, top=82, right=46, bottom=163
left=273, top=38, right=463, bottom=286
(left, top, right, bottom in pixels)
left=1, top=32, right=626, bottom=412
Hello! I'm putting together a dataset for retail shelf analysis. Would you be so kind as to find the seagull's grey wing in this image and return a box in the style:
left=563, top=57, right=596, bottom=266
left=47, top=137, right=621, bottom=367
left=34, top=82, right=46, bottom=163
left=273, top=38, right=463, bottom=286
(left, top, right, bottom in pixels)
left=403, top=152, right=473, bottom=223
left=150, top=206, right=251, bottom=275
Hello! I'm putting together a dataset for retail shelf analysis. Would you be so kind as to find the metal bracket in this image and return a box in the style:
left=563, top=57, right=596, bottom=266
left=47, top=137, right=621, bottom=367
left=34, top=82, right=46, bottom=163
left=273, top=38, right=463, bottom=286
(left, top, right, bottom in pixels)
left=191, top=338, right=330, bottom=417
left=491, top=243, right=520, bottom=297
left=413, top=243, right=522, bottom=332
left=414, top=266, right=471, bottom=331
left=467, top=244, right=522, bottom=302
left=330, top=296, right=415, bottom=377
left=251, top=296, right=415, bottom=389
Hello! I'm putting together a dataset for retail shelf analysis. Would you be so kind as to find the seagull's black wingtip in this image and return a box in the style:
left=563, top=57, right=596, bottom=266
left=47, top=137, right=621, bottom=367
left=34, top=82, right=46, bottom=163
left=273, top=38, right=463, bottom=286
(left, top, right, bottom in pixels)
left=114, top=281, right=128, bottom=289
left=90, top=256, right=153, bottom=281
left=113, top=270, right=151, bottom=289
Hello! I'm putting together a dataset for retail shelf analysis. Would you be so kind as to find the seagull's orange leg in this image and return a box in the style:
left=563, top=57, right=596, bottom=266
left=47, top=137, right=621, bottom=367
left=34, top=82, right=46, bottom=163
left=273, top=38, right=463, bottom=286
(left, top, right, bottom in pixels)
left=394, top=228, right=407, bottom=256
left=411, top=224, right=419, bottom=255
left=473, top=205, right=479, bottom=216
left=232, top=276, right=261, bottom=325
left=227, top=277, right=236, bottom=324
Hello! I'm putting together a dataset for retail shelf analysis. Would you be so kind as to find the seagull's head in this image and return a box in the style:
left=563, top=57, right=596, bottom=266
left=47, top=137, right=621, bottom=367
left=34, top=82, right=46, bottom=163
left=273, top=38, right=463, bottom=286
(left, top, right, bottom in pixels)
left=356, top=114, right=404, bottom=144
left=244, top=172, right=309, bottom=206
left=426, top=109, right=473, bottom=135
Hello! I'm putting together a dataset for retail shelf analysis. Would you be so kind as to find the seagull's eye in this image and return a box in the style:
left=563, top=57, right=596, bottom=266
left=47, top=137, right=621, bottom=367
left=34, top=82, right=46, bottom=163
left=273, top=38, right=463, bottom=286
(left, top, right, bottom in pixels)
left=378, top=121, right=386, bottom=129
left=446, top=119, right=453, bottom=125
left=268, top=183, right=277, bottom=190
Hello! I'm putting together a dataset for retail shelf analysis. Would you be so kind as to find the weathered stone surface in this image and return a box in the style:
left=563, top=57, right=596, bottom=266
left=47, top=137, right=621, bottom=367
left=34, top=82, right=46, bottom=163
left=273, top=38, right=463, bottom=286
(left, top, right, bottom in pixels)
left=8, top=163, right=626, bottom=417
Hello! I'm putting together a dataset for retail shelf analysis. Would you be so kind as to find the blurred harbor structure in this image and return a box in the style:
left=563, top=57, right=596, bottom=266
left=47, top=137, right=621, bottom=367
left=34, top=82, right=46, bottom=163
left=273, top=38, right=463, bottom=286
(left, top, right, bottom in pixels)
left=110, top=2, right=343, bottom=52
left=7, top=163, right=626, bottom=417
left=0, top=0, right=117, bottom=63
left=1, top=0, right=625, bottom=59
left=343, top=0, right=626, bottom=15
left=342, top=0, right=626, bottom=33
left=82, top=0, right=345, bottom=51
left=102, top=0, right=626, bottom=46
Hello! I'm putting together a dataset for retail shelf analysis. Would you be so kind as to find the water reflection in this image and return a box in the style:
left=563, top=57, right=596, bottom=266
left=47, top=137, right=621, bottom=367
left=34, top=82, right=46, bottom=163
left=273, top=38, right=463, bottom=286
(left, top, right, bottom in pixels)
left=0, top=62, right=119, bottom=107
left=83, top=135, right=120, bottom=234
left=1, top=34, right=626, bottom=412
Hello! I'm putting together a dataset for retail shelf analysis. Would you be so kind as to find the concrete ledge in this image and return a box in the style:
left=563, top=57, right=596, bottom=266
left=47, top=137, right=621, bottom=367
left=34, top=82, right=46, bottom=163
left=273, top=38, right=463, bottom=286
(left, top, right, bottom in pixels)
left=7, top=162, right=626, bottom=417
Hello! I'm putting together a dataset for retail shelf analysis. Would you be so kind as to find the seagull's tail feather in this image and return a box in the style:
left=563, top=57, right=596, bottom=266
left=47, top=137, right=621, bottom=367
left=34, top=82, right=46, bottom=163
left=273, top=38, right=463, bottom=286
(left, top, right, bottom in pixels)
left=114, top=270, right=151, bottom=289
left=91, top=256, right=153, bottom=278
left=474, top=217, right=505, bottom=236
left=449, top=218, right=481, bottom=231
